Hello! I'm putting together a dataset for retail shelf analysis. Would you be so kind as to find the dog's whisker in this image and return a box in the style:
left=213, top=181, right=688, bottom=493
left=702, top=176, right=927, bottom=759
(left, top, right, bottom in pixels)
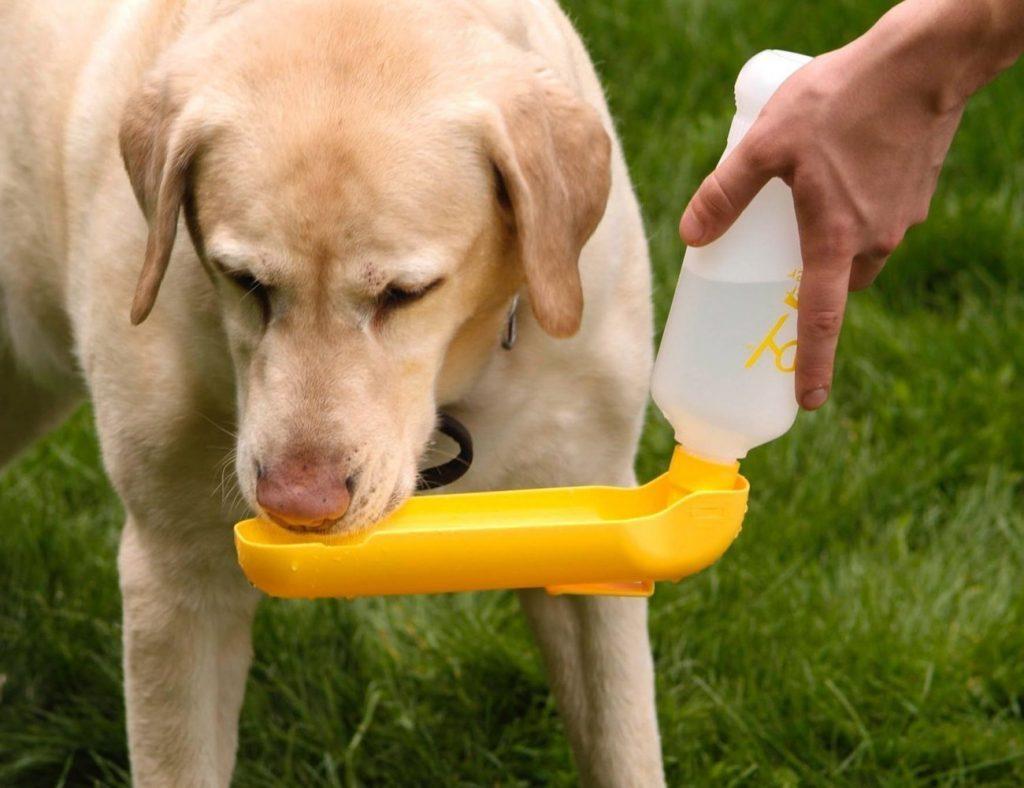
left=196, top=410, right=238, bottom=439
left=211, top=448, right=242, bottom=507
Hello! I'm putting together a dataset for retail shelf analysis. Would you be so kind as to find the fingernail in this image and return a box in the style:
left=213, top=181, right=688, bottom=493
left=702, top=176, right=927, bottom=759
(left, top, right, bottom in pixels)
left=802, top=387, right=829, bottom=410
left=680, top=210, right=704, bottom=245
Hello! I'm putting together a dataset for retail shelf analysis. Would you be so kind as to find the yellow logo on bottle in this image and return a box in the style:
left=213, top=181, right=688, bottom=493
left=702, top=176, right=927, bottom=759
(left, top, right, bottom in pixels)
left=745, top=270, right=800, bottom=373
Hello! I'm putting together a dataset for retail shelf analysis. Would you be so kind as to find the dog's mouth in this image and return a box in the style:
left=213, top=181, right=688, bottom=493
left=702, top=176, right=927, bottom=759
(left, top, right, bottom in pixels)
left=263, top=511, right=336, bottom=535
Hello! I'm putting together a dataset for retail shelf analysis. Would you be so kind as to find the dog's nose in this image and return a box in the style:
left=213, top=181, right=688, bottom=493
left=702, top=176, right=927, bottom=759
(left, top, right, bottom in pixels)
left=256, top=456, right=352, bottom=530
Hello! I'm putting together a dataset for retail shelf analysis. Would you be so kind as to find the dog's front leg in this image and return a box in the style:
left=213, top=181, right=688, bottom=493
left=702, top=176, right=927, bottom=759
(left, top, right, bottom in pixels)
left=119, top=518, right=259, bottom=788
left=519, top=591, right=665, bottom=787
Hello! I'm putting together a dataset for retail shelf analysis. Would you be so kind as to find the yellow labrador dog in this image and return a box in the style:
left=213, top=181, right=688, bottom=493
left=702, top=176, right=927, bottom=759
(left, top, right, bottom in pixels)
left=0, top=0, right=659, bottom=784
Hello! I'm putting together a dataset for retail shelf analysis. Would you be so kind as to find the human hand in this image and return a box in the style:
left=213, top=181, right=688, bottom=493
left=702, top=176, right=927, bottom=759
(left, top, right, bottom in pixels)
left=679, top=0, right=1022, bottom=410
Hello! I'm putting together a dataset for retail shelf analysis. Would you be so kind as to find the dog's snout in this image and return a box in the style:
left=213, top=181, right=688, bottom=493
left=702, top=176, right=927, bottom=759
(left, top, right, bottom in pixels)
left=256, top=455, right=352, bottom=531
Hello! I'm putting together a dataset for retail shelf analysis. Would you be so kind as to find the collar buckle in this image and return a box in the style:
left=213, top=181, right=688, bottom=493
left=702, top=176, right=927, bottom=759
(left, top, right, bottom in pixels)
left=501, top=295, right=520, bottom=351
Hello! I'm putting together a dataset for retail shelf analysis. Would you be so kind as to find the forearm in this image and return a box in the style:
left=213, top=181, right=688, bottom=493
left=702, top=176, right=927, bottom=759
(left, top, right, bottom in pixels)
left=862, top=0, right=1024, bottom=110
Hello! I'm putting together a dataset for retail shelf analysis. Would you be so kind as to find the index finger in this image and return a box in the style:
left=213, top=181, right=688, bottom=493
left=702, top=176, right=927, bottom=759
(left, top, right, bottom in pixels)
left=680, top=131, right=778, bottom=246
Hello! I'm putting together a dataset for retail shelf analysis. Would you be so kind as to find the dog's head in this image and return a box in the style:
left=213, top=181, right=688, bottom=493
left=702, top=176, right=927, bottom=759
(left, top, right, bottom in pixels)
left=119, top=1, right=611, bottom=533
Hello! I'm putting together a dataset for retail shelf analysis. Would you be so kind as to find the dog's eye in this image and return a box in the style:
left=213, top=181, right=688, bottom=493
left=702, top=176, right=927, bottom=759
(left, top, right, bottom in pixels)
left=227, top=270, right=261, bottom=291
left=378, top=278, right=444, bottom=312
left=225, top=269, right=272, bottom=321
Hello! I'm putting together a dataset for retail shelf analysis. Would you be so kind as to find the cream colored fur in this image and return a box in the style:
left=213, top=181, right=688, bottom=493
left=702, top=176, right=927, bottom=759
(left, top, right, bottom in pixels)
left=0, top=0, right=660, bottom=784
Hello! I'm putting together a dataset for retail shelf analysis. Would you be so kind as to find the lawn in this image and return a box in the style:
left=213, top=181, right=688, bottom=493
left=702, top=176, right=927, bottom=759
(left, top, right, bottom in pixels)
left=3, top=0, right=1024, bottom=785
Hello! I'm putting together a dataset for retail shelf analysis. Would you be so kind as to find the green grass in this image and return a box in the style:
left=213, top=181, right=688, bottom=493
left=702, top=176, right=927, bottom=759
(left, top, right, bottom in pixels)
left=3, top=0, right=1024, bottom=784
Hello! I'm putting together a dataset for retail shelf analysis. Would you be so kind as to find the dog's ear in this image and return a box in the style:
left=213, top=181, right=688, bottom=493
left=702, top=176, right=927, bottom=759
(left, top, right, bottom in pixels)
left=120, top=79, right=205, bottom=325
left=485, top=65, right=612, bottom=338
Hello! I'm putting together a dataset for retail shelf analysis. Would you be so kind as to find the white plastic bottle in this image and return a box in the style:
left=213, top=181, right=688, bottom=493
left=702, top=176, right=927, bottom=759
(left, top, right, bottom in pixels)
left=652, top=50, right=812, bottom=465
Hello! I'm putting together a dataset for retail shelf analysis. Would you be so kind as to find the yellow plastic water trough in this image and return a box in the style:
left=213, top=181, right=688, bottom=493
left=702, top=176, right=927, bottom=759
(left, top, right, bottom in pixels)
left=234, top=447, right=748, bottom=599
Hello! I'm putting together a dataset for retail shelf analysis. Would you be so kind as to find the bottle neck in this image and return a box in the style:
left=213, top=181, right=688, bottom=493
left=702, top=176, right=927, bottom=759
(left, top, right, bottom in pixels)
left=668, top=446, right=740, bottom=492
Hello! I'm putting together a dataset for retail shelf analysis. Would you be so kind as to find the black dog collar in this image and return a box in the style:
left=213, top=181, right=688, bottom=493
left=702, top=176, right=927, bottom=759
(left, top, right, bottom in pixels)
left=416, top=412, right=474, bottom=491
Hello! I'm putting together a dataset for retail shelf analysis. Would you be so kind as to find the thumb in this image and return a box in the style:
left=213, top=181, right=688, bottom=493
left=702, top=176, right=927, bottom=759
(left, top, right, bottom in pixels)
left=680, top=133, right=776, bottom=246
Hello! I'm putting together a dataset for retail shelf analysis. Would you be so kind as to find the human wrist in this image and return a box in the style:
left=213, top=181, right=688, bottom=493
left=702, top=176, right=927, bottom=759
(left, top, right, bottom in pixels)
left=863, top=0, right=1024, bottom=110
left=940, top=0, right=1024, bottom=96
